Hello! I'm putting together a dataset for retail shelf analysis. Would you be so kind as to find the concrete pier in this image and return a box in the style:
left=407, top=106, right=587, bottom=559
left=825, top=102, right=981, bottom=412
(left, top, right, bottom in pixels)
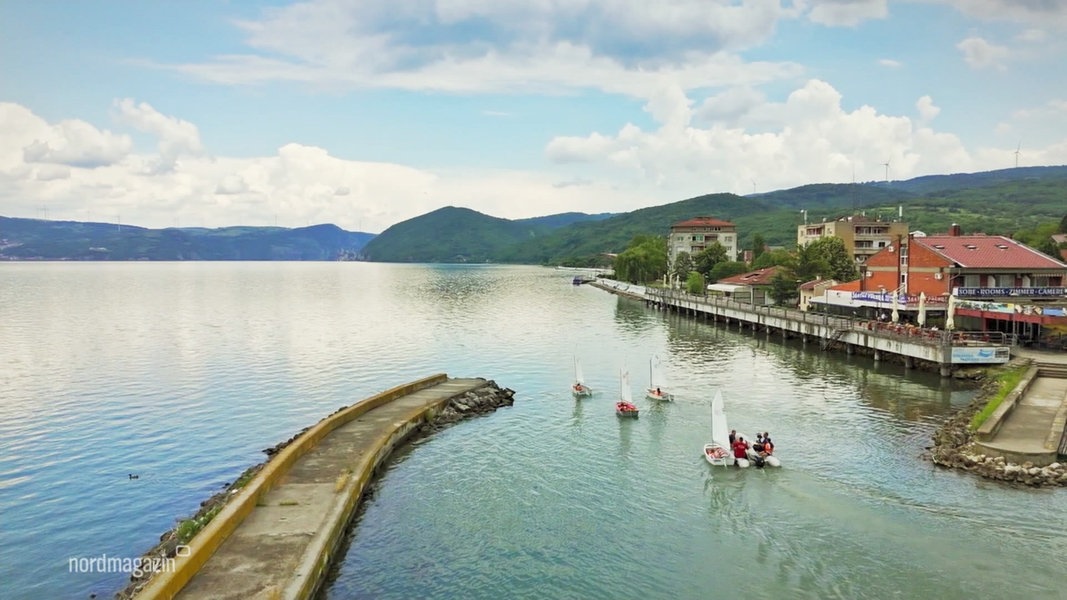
left=132, top=375, right=501, bottom=600
left=593, top=283, right=1014, bottom=374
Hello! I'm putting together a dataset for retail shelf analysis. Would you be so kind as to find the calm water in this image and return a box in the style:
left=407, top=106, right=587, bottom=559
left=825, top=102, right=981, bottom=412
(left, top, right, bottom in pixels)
left=1, top=263, right=1064, bottom=600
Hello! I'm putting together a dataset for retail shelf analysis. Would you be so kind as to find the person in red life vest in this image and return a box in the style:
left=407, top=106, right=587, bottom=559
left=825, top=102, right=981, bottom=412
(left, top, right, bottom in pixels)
left=731, top=436, right=749, bottom=465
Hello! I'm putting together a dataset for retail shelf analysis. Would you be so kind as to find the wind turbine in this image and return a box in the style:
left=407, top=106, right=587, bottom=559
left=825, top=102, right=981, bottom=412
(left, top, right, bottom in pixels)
left=1014, top=141, right=1021, bottom=168
left=882, top=159, right=890, bottom=183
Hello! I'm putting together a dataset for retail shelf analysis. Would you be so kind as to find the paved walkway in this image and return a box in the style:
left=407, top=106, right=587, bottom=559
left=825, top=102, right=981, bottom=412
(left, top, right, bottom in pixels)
left=175, top=378, right=485, bottom=600
left=985, top=349, right=1067, bottom=459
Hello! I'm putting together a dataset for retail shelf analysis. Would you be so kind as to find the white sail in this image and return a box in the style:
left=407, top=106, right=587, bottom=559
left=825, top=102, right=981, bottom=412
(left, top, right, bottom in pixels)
left=574, top=357, right=586, bottom=384
left=620, top=370, right=632, bottom=403
left=711, top=390, right=730, bottom=447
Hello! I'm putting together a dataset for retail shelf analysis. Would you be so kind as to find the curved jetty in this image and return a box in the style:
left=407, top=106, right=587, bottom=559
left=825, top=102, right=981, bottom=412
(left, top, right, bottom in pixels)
left=127, top=375, right=514, bottom=600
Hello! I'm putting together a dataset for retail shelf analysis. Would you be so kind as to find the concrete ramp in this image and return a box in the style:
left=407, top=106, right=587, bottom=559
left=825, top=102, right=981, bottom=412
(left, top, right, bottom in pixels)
left=980, top=361, right=1067, bottom=465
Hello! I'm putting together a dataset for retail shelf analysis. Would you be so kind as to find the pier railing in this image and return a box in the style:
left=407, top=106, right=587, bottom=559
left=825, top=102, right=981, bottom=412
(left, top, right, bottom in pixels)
left=644, top=288, right=1015, bottom=349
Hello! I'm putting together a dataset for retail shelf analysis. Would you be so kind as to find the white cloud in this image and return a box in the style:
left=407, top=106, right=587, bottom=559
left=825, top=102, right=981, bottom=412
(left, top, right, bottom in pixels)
left=114, top=99, right=204, bottom=171
left=878, top=58, right=903, bottom=68
left=4, top=87, right=1067, bottom=235
left=916, top=95, right=940, bottom=122
left=956, top=36, right=1009, bottom=70
left=215, top=174, right=249, bottom=195
left=545, top=78, right=1066, bottom=197
left=936, top=1, right=1067, bottom=28
left=694, top=86, right=765, bottom=125
left=1016, top=28, right=1047, bottom=43
left=0, top=101, right=661, bottom=232
left=0, top=103, right=132, bottom=170
left=805, top=0, right=888, bottom=27
left=157, top=0, right=803, bottom=101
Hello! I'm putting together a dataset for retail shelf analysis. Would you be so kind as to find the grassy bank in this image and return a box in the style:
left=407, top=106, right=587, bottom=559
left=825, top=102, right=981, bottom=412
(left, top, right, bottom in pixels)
left=967, top=362, right=1030, bottom=431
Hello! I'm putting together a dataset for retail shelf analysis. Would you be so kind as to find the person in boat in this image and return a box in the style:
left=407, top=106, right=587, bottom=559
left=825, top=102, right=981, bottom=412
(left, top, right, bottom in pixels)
left=729, top=429, right=737, bottom=444
left=756, top=432, right=774, bottom=457
left=655, top=387, right=661, bottom=396
left=731, top=436, right=749, bottom=465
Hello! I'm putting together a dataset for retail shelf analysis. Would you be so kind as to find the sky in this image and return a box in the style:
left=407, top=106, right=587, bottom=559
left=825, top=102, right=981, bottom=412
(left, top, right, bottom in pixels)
left=1, top=1, right=1066, bottom=234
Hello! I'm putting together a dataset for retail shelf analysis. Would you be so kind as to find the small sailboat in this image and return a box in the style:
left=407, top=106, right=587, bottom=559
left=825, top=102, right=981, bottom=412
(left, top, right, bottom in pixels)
left=703, top=390, right=746, bottom=467
left=645, top=355, right=673, bottom=401
left=615, top=370, right=639, bottom=418
left=572, top=357, right=593, bottom=398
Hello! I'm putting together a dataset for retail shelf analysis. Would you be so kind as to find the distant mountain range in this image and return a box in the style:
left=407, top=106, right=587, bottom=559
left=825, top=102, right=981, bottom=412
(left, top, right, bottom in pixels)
left=0, top=219, right=375, bottom=261
left=3, top=166, right=1065, bottom=262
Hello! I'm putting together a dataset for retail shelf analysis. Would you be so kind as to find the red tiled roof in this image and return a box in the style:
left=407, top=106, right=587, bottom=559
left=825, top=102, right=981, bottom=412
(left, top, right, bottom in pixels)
left=830, top=280, right=862, bottom=292
left=672, top=216, right=735, bottom=228
left=915, top=235, right=1067, bottom=269
left=718, top=266, right=780, bottom=286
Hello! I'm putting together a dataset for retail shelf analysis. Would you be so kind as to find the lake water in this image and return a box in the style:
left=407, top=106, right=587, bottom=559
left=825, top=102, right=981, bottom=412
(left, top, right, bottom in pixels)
left=1, top=263, right=1064, bottom=600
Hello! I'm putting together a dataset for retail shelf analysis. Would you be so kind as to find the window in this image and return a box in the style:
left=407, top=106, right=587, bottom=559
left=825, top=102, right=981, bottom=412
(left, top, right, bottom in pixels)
left=964, top=274, right=980, bottom=287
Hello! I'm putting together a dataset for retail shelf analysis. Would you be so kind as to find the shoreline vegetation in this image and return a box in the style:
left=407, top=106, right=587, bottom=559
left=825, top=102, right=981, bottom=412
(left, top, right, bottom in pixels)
left=927, top=358, right=1067, bottom=487
left=115, top=384, right=515, bottom=599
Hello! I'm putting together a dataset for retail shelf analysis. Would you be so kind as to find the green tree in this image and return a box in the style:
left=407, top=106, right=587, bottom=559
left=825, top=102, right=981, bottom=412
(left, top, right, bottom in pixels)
left=709, top=261, right=749, bottom=282
left=693, top=242, right=729, bottom=278
left=794, top=242, right=829, bottom=282
left=671, top=251, right=693, bottom=285
left=751, top=248, right=795, bottom=270
left=796, top=237, right=857, bottom=282
left=750, top=233, right=766, bottom=262
left=613, top=235, right=667, bottom=283
left=769, top=270, right=800, bottom=306
left=1059, top=214, right=1067, bottom=233
left=686, top=271, right=706, bottom=294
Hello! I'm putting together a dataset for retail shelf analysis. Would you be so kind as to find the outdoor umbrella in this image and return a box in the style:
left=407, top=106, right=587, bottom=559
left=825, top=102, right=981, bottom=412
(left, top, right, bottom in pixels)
left=946, top=294, right=956, bottom=330
left=917, top=291, right=927, bottom=327
left=890, top=290, right=900, bottom=323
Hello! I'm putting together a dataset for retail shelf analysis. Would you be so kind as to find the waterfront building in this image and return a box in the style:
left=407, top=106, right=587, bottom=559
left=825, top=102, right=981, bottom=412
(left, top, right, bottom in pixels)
left=797, top=214, right=909, bottom=266
left=707, top=266, right=782, bottom=305
left=669, top=216, right=738, bottom=269
left=799, top=277, right=838, bottom=312
left=815, top=224, right=1067, bottom=347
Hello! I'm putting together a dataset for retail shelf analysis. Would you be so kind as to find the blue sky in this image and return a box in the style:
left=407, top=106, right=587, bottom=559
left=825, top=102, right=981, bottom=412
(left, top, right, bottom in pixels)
left=2, top=0, right=1065, bottom=233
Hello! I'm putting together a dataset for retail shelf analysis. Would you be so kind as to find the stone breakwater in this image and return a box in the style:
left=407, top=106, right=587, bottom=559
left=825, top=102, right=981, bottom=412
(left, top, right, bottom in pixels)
left=115, top=380, right=515, bottom=599
left=420, top=381, right=516, bottom=431
left=927, top=374, right=1067, bottom=488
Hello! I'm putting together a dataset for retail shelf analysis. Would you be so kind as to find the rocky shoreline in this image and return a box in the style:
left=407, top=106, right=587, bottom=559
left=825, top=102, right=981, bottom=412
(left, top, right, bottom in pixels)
left=926, top=361, right=1067, bottom=488
left=113, top=380, right=514, bottom=599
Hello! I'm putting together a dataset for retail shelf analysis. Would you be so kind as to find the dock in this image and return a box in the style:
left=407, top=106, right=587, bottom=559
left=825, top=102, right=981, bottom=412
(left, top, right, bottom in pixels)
left=132, top=375, right=508, bottom=600
left=592, top=282, right=1013, bottom=376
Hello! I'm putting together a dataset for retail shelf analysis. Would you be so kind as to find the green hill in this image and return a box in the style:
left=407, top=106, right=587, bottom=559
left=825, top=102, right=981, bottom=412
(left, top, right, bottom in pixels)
left=364, top=167, right=1067, bottom=265
left=359, top=206, right=615, bottom=262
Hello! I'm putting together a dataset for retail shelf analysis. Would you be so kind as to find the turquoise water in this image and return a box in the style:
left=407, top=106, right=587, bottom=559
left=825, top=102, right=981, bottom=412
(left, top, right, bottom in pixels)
left=1, top=263, right=1064, bottom=599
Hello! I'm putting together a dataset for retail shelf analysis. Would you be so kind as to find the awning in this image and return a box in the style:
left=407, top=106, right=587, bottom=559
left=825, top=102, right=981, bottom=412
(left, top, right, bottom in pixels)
left=707, top=283, right=746, bottom=293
